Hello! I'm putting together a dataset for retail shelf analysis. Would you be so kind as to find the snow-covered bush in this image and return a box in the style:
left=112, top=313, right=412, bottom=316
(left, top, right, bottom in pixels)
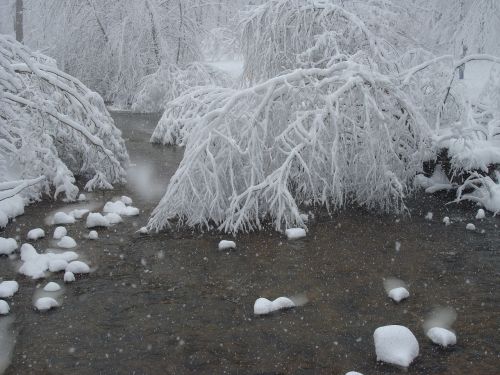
left=148, top=61, right=431, bottom=233
left=202, top=27, right=241, bottom=62
left=455, top=172, right=500, bottom=215
left=131, top=62, right=231, bottom=113
left=0, top=35, right=128, bottom=207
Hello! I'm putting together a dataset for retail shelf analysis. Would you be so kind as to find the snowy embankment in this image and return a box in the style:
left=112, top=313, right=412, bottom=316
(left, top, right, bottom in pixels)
left=0, top=35, right=129, bottom=229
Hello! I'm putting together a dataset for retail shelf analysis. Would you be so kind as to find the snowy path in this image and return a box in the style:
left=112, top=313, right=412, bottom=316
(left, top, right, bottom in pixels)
left=0, top=113, right=498, bottom=375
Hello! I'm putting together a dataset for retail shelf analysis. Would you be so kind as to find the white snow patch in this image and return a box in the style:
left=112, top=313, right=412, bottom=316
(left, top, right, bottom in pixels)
left=66, top=261, right=90, bottom=274
left=64, top=271, right=75, bottom=283
left=48, top=259, right=68, bottom=272
left=77, top=194, right=87, bottom=202
left=415, top=165, right=453, bottom=193
left=254, top=297, right=295, bottom=315
left=0, top=281, right=19, bottom=298
left=443, top=217, right=451, bottom=226
left=388, top=287, right=410, bottom=303
left=88, top=230, right=98, bottom=240
left=27, top=228, right=45, bottom=240
left=475, top=209, right=485, bottom=220
left=0, top=237, right=18, bottom=255
left=138, top=227, right=148, bottom=235
left=69, top=208, right=89, bottom=219
left=345, top=372, right=364, bottom=375
left=105, top=212, right=123, bottom=225
left=0, top=300, right=9, bottom=315
left=426, top=327, right=457, bottom=347
left=34, top=297, right=59, bottom=311
left=52, top=212, right=75, bottom=225
left=43, top=282, right=61, bottom=292
left=53, top=226, right=67, bottom=240
left=374, top=325, right=419, bottom=368
left=0, top=195, right=25, bottom=228
left=86, top=213, right=110, bottom=228
left=19, top=243, right=78, bottom=279
left=57, top=236, right=77, bottom=249
left=103, top=200, right=139, bottom=216
left=466, top=223, right=476, bottom=231
left=218, top=240, right=236, bottom=250
left=120, top=196, right=133, bottom=205
left=424, top=212, right=433, bottom=220
left=285, top=228, right=306, bottom=240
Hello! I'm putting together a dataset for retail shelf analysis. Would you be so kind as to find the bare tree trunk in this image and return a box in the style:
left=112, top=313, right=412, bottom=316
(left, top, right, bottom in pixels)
left=15, top=0, right=23, bottom=43
left=176, top=0, right=183, bottom=65
left=459, top=42, right=468, bottom=80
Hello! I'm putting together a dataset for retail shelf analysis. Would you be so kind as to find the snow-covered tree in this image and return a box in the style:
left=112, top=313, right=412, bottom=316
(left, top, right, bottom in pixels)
left=0, top=35, right=128, bottom=203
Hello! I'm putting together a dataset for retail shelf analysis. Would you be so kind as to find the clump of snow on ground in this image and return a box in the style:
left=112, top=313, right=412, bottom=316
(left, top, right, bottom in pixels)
left=345, top=372, right=364, bottom=375
left=52, top=212, right=75, bottom=225
left=475, top=209, right=485, bottom=220
left=466, top=223, right=476, bottom=231
left=383, top=278, right=409, bottom=303
left=88, top=230, right=98, bottom=240
left=57, top=236, right=77, bottom=249
left=443, top=217, right=451, bottom=226
left=66, top=261, right=90, bottom=274
left=0, top=238, right=17, bottom=255
left=43, top=282, right=61, bottom=292
left=285, top=228, right=306, bottom=240
left=424, top=212, right=433, bottom=220
left=78, top=194, right=87, bottom=202
left=415, top=165, right=454, bottom=193
left=18, top=243, right=78, bottom=279
left=138, top=227, right=148, bottom=235
left=0, top=195, right=25, bottom=228
left=120, top=196, right=133, bottom=205
left=0, top=300, right=9, bottom=315
left=103, top=200, right=139, bottom=216
left=34, top=297, right=59, bottom=311
left=0, top=281, right=19, bottom=298
left=86, top=213, right=110, bottom=228
left=218, top=240, right=236, bottom=250
left=105, top=212, right=123, bottom=224
left=64, top=271, right=75, bottom=283
left=374, top=325, right=419, bottom=367
left=69, top=208, right=90, bottom=219
left=388, top=287, right=410, bottom=303
left=254, top=297, right=296, bottom=315
left=53, top=226, right=67, bottom=240
left=48, top=259, right=68, bottom=272
left=426, top=327, right=457, bottom=347
left=27, top=228, right=45, bottom=240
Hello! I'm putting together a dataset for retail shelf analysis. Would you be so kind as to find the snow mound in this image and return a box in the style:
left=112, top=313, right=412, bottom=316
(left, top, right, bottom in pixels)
left=0, top=300, right=9, bottom=315
left=88, top=230, right=98, bottom=240
left=0, top=238, right=18, bottom=255
left=466, top=223, right=476, bottom=231
left=388, top=287, right=410, bottom=303
left=443, top=217, right=451, bottom=226
left=425, top=212, right=433, bottom=220
left=48, top=259, right=68, bottom=272
left=415, top=165, right=454, bottom=193
left=70, top=208, right=89, bottom=219
left=53, top=226, right=67, bottom=240
left=218, top=240, right=236, bottom=250
left=43, top=282, right=61, bottom=292
left=105, top=213, right=123, bottom=225
left=345, top=372, right=364, bottom=375
left=426, top=327, right=457, bottom=347
left=34, top=297, right=59, bottom=311
left=254, top=297, right=295, bottom=315
left=0, top=196, right=25, bottom=228
left=0, top=281, right=19, bottom=298
left=19, top=243, right=78, bottom=279
left=374, top=325, right=419, bottom=368
left=66, top=261, right=90, bottom=274
left=121, top=196, right=133, bottom=205
left=86, top=213, right=110, bottom=228
left=77, top=194, right=87, bottom=202
left=27, top=228, right=45, bottom=240
left=475, top=209, right=485, bottom=220
left=64, top=271, right=75, bottom=283
left=285, top=228, right=306, bottom=240
left=138, top=227, right=148, bottom=235
left=57, top=236, right=77, bottom=249
left=53, top=212, right=75, bottom=225
left=103, top=201, right=139, bottom=216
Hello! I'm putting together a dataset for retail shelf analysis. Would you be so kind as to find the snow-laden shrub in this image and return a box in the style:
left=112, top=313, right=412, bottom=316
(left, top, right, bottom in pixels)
left=0, top=35, right=129, bottom=204
left=202, top=27, right=241, bottom=62
left=455, top=172, right=500, bottom=214
left=240, top=0, right=411, bottom=84
left=131, top=62, right=231, bottom=113
left=148, top=61, right=431, bottom=233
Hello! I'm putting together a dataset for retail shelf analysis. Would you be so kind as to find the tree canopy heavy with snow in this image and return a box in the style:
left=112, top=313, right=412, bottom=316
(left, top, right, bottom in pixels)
left=0, top=35, right=128, bottom=208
